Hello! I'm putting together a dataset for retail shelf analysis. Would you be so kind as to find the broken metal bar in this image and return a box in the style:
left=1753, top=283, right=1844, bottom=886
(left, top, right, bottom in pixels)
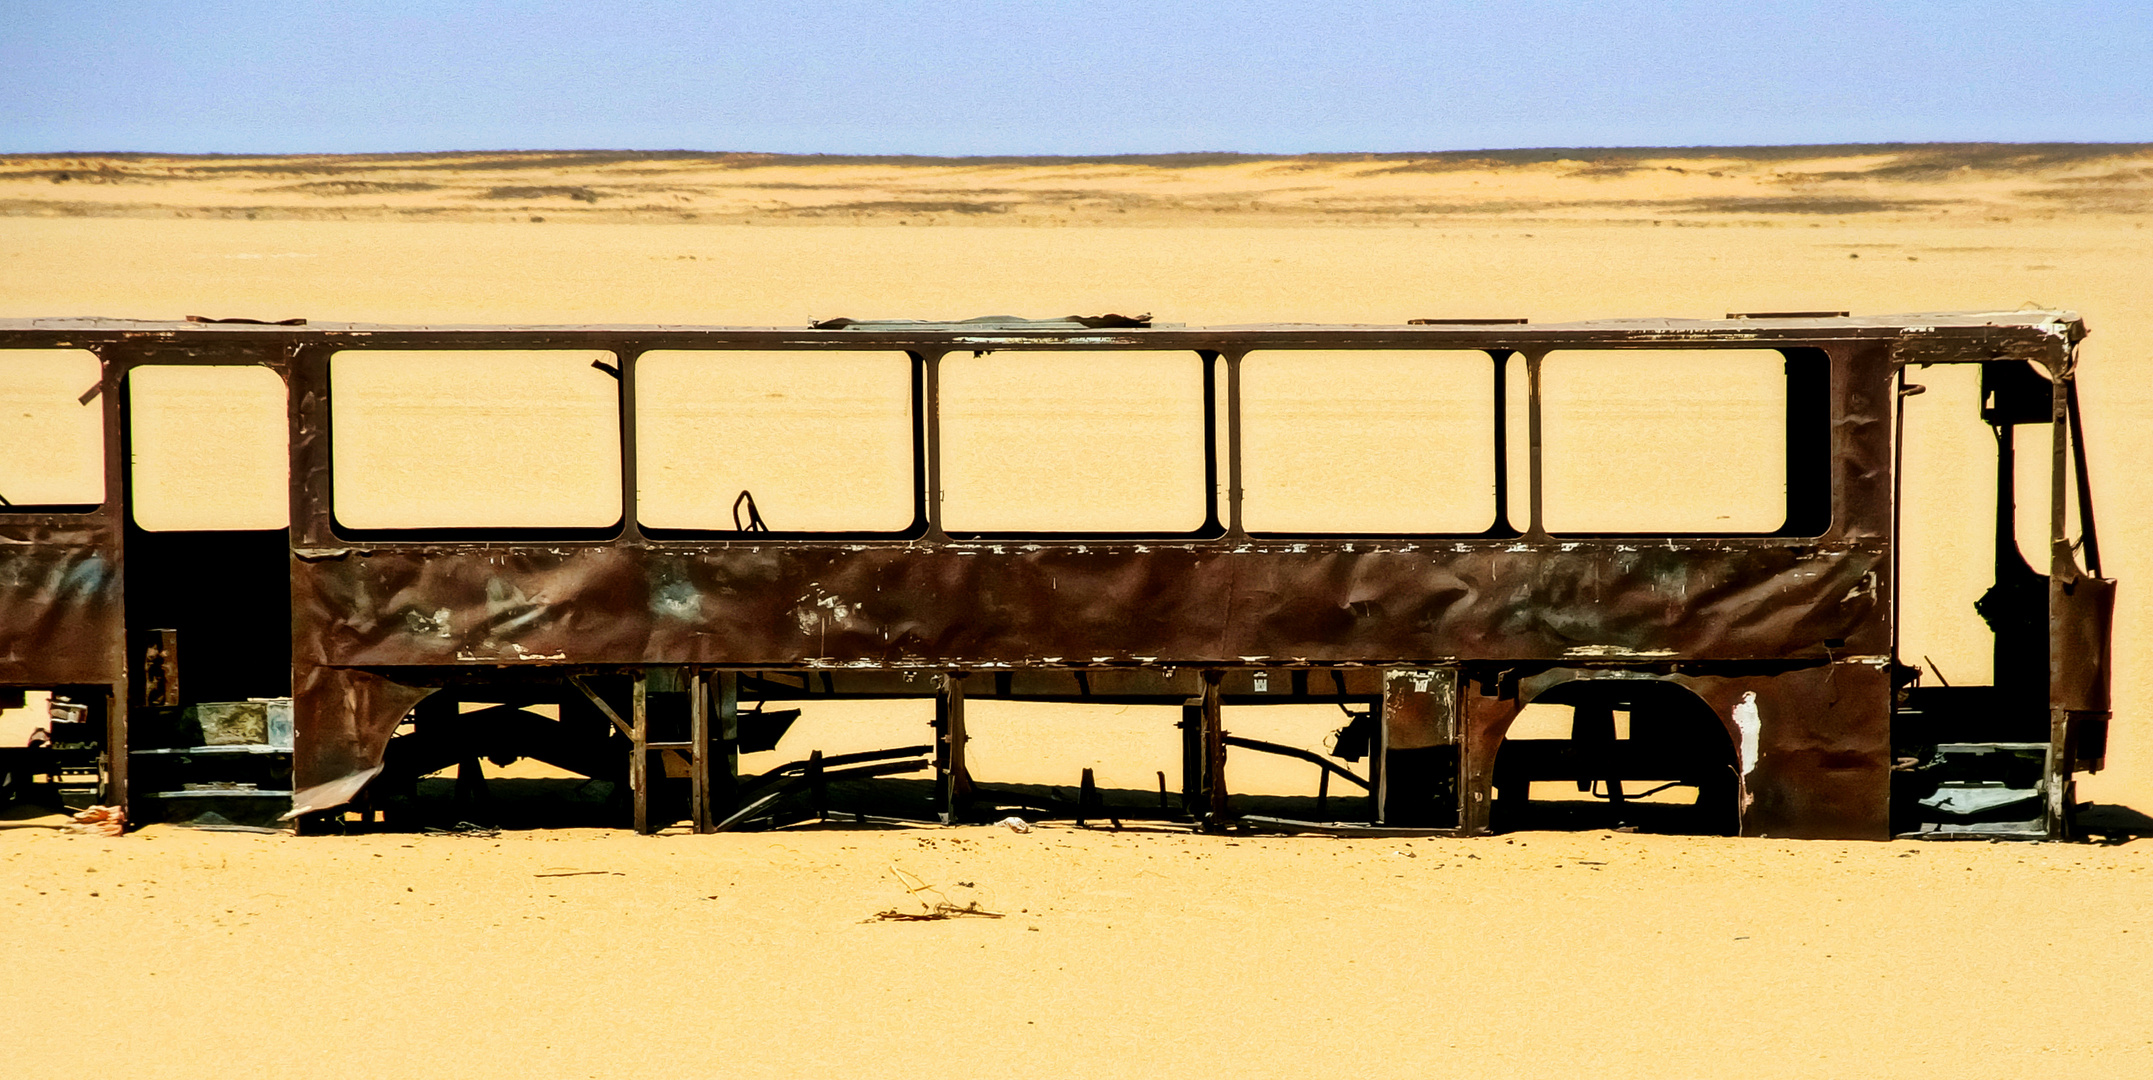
left=1238, top=815, right=1462, bottom=838
left=749, top=744, right=933, bottom=784
left=777, top=811, right=939, bottom=829
left=735, top=757, right=930, bottom=805
left=1600, top=780, right=1685, bottom=800
left=719, top=759, right=939, bottom=830
left=568, top=675, right=633, bottom=739
left=1220, top=734, right=1372, bottom=790
left=714, top=789, right=785, bottom=832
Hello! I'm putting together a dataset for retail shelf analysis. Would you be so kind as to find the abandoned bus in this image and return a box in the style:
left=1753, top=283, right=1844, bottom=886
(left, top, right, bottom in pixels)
left=0, top=311, right=2114, bottom=839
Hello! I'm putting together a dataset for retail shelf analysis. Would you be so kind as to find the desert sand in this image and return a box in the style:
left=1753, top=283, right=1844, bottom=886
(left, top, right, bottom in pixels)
left=4, top=146, right=2152, bottom=1076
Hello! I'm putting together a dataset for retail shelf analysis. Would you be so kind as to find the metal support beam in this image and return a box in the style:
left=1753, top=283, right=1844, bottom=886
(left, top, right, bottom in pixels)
left=715, top=671, right=739, bottom=828
left=1370, top=685, right=1388, bottom=826
left=569, top=675, right=634, bottom=739
left=689, top=668, right=710, bottom=833
left=1181, top=697, right=1203, bottom=817
left=2048, top=708, right=2069, bottom=840
left=1525, top=349, right=1546, bottom=535
left=923, top=353, right=946, bottom=540
left=935, top=672, right=970, bottom=823
left=104, top=686, right=127, bottom=815
left=1224, top=353, right=1245, bottom=538
left=1202, top=671, right=1226, bottom=827
left=630, top=669, right=649, bottom=834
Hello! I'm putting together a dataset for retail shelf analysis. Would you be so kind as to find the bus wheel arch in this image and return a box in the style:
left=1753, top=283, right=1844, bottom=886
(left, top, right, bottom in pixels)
left=1471, top=669, right=1740, bottom=836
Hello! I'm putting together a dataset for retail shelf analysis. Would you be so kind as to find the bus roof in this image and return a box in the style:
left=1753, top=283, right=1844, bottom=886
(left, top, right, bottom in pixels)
left=0, top=309, right=2087, bottom=354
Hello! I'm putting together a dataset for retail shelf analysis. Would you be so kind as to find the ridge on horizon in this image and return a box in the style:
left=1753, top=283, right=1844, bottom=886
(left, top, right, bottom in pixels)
left=7, top=141, right=2153, bottom=168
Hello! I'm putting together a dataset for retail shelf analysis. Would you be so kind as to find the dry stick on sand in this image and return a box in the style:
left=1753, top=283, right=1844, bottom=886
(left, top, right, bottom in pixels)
left=871, top=865, right=1004, bottom=922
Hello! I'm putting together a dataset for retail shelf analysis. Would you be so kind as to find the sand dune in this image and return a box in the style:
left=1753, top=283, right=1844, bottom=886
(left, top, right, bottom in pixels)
left=6, top=143, right=2152, bottom=225
left=4, top=146, right=2151, bottom=1077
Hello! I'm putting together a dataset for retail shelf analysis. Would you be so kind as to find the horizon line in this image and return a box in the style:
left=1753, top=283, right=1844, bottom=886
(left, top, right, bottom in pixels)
left=7, top=140, right=2153, bottom=165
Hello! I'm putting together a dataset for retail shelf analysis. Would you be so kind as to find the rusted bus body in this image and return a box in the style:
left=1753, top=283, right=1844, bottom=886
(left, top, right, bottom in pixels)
left=0, top=343, right=128, bottom=802
left=0, top=312, right=2112, bottom=838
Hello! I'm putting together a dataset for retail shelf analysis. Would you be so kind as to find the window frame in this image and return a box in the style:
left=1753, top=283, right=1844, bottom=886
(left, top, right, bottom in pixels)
left=633, top=348, right=931, bottom=542
left=930, top=348, right=1225, bottom=542
left=1531, top=345, right=1833, bottom=540
left=1236, top=347, right=1520, bottom=541
left=0, top=347, right=111, bottom=517
left=324, top=347, right=631, bottom=542
left=123, top=362, right=292, bottom=534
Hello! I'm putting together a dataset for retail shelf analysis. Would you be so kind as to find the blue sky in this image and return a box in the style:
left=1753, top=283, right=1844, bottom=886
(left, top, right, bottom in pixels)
left=4, top=1, right=2149, bottom=155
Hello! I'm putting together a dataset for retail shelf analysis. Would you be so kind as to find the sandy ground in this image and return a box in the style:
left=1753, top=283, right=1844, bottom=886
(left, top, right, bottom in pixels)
left=4, top=819, right=2151, bottom=1078
left=5, top=146, right=2153, bottom=1075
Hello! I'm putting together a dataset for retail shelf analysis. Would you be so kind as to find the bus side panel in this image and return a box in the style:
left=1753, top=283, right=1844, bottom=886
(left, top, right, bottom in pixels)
left=1459, top=662, right=1891, bottom=840
left=290, top=544, right=1889, bottom=671
left=0, top=533, right=123, bottom=687
left=1685, top=663, right=1892, bottom=840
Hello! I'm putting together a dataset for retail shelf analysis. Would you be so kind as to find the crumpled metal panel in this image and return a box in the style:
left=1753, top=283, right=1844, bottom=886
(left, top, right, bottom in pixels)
left=289, top=663, right=433, bottom=813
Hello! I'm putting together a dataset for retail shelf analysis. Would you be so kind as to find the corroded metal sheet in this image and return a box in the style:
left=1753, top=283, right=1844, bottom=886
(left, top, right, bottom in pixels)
left=1464, top=663, right=1892, bottom=840
left=286, top=542, right=1889, bottom=798
left=292, top=543, right=1890, bottom=668
left=0, top=528, right=121, bottom=686
left=2052, top=574, right=2115, bottom=712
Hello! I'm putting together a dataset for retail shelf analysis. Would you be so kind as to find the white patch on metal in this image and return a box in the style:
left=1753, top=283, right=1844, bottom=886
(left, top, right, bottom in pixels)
left=404, top=606, right=453, bottom=639
left=1841, top=570, right=1878, bottom=603
left=1733, top=691, right=1762, bottom=776
left=1563, top=645, right=1678, bottom=658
